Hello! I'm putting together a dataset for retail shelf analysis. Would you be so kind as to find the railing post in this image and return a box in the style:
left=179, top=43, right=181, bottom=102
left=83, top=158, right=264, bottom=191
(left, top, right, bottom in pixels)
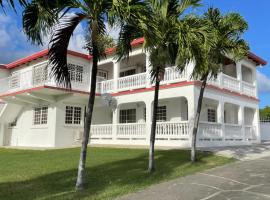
left=236, top=61, right=243, bottom=93
left=112, top=106, right=119, bottom=142
left=113, top=61, right=120, bottom=93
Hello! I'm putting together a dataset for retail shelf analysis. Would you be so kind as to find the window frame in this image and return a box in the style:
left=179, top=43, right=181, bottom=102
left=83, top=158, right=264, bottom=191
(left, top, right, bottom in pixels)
left=207, top=108, right=216, bottom=123
left=119, top=109, right=136, bottom=123
left=33, top=106, right=48, bottom=125
left=65, top=105, right=83, bottom=126
left=67, top=63, right=84, bottom=83
left=156, top=106, right=167, bottom=122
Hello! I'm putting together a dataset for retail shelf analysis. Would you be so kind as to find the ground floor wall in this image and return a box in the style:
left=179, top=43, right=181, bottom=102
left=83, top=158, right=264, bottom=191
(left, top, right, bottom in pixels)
left=0, top=84, right=261, bottom=148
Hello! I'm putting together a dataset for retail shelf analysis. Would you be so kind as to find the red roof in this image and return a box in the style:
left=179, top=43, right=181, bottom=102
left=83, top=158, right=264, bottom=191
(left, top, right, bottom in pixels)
left=3, top=37, right=266, bottom=69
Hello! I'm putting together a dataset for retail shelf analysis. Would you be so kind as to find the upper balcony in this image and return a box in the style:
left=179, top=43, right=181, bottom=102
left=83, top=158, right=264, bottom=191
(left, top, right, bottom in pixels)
left=0, top=53, right=258, bottom=99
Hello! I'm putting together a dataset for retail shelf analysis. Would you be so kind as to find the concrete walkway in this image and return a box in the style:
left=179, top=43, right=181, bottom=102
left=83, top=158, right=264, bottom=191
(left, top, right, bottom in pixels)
left=118, top=156, right=270, bottom=200
left=201, top=143, right=270, bottom=161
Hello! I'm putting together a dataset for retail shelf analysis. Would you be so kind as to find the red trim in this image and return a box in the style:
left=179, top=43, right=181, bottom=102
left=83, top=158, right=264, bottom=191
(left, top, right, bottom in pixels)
left=5, top=37, right=265, bottom=69
left=5, top=50, right=91, bottom=69
left=248, top=52, right=267, bottom=66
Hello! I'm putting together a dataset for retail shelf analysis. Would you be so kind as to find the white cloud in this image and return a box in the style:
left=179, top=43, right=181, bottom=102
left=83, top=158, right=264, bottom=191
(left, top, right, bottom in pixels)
left=0, top=13, right=41, bottom=64
left=257, top=71, right=270, bottom=93
left=0, top=12, right=121, bottom=64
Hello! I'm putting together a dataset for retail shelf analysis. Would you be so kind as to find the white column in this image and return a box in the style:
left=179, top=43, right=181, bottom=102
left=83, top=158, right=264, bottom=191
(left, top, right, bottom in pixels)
left=238, top=106, right=245, bottom=140
left=236, top=61, right=243, bottom=92
left=113, top=61, right=120, bottom=92
left=112, top=105, right=119, bottom=142
left=253, top=68, right=258, bottom=97
left=145, top=52, right=152, bottom=88
left=217, top=101, right=225, bottom=140
left=254, top=108, right=261, bottom=143
left=145, top=100, right=152, bottom=143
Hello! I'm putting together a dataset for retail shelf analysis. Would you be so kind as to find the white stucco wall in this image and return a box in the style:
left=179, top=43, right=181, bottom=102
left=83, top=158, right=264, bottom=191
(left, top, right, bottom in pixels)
left=5, top=105, right=56, bottom=147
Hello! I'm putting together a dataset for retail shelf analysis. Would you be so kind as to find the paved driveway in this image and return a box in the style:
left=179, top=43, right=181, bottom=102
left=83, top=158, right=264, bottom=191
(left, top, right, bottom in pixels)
left=118, top=156, right=270, bottom=200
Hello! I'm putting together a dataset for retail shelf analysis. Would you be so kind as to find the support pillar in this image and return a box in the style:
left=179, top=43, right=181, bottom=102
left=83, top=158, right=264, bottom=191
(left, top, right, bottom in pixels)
left=113, top=61, right=120, bottom=92
left=217, top=101, right=225, bottom=140
left=236, top=61, right=243, bottom=92
left=112, top=106, right=119, bottom=142
left=238, top=106, right=245, bottom=140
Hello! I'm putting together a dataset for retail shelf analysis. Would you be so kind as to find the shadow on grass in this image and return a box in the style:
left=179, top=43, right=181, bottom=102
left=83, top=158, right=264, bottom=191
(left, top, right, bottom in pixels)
left=0, top=150, right=219, bottom=200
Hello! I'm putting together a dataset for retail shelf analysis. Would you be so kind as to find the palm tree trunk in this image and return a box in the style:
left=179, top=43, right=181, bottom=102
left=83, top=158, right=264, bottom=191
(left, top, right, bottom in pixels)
left=148, top=77, right=160, bottom=173
left=75, top=34, right=99, bottom=191
left=191, top=76, right=208, bottom=163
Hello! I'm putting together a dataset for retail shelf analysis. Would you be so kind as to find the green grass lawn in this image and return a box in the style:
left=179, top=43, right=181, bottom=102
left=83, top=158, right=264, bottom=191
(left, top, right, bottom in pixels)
left=0, top=147, right=234, bottom=200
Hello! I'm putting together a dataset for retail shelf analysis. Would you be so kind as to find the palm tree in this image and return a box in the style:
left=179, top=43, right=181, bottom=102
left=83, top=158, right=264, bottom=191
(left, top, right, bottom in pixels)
left=189, top=8, right=249, bottom=162
left=22, top=0, right=148, bottom=190
left=0, top=0, right=27, bottom=11
left=116, top=0, right=203, bottom=172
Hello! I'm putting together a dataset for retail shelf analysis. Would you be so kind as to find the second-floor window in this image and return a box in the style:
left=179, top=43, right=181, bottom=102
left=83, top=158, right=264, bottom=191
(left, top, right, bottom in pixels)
left=65, top=106, right=82, bottom=125
left=33, top=107, right=48, bottom=125
left=120, top=69, right=136, bottom=77
left=207, top=108, right=216, bottom=123
left=33, top=65, right=47, bottom=85
left=120, top=109, right=136, bottom=123
left=10, top=72, right=20, bottom=89
left=68, top=63, right=83, bottom=83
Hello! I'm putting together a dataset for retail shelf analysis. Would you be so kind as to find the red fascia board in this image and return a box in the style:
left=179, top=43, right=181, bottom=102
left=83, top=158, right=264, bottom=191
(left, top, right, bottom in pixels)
left=5, top=37, right=145, bottom=69
left=248, top=52, right=267, bottom=66
left=5, top=49, right=91, bottom=69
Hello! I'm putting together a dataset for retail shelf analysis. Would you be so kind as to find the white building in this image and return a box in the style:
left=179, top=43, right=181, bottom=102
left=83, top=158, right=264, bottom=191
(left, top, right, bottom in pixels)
left=0, top=38, right=266, bottom=148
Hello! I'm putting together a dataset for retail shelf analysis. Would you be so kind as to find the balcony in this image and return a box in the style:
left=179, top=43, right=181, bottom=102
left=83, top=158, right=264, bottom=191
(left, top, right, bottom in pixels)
left=0, top=62, right=257, bottom=98
left=88, top=121, right=257, bottom=146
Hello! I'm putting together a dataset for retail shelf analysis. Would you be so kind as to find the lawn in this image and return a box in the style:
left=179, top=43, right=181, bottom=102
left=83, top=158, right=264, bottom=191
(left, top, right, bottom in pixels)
left=0, top=147, right=234, bottom=200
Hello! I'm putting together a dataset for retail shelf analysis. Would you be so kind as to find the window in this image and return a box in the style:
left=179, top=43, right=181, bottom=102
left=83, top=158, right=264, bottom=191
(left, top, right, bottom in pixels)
left=157, top=106, right=167, bottom=122
left=65, top=106, right=82, bottom=125
left=207, top=108, right=216, bottom=122
left=120, top=109, right=136, bottom=123
left=120, top=69, right=136, bottom=77
left=33, top=65, right=47, bottom=85
left=10, top=72, right=20, bottom=89
left=33, top=107, right=48, bottom=125
left=67, top=63, right=83, bottom=82
left=97, top=69, right=108, bottom=80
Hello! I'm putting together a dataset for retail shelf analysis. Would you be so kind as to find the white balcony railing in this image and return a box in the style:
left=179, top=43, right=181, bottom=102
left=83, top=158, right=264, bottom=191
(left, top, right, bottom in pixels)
left=221, top=74, right=241, bottom=92
left=88, top=121, right=257, bottom=145
left=156, top=121, right=189, bottom=138
left=198, top=122, right=223, bottom=140
left=90, top=124, right=113, bottom=136
left=244, top=125, right=256, bottom=141
left=0, top=64, right=257, bottom=98
left=224, top=124, right=243, bottom=140
left=242, top=82, right=256, bottom=97
left=117, top=73, right=147, bottom=91
left=116, top=123, right=146, bottom=137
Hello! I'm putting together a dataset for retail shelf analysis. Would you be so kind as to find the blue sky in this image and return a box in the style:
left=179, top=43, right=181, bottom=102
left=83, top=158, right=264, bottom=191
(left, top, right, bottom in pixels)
left=0, top=0, right=269, bottom=108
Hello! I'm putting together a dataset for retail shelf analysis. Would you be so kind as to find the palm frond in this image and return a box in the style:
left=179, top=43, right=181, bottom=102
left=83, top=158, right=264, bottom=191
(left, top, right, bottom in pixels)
left=22, top=0, right=79, bottom=45
left=49, top=13, right=86, bottom=89
left=0, top=0, right=27, bottom=11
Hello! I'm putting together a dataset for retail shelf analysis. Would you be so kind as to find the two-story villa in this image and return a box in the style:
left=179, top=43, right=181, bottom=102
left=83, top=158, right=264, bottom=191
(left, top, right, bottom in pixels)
left=0, top=38, right=266, bottom=148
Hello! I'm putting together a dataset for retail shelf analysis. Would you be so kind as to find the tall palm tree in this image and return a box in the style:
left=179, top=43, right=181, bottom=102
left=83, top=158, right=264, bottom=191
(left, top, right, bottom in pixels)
left=22, top=0, right=148, bottom=190
left=116, top=0, right=204, bottom=172
left=189, top=8, right=249, bottom=162
left=0, top=0, right=27, bottom=10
